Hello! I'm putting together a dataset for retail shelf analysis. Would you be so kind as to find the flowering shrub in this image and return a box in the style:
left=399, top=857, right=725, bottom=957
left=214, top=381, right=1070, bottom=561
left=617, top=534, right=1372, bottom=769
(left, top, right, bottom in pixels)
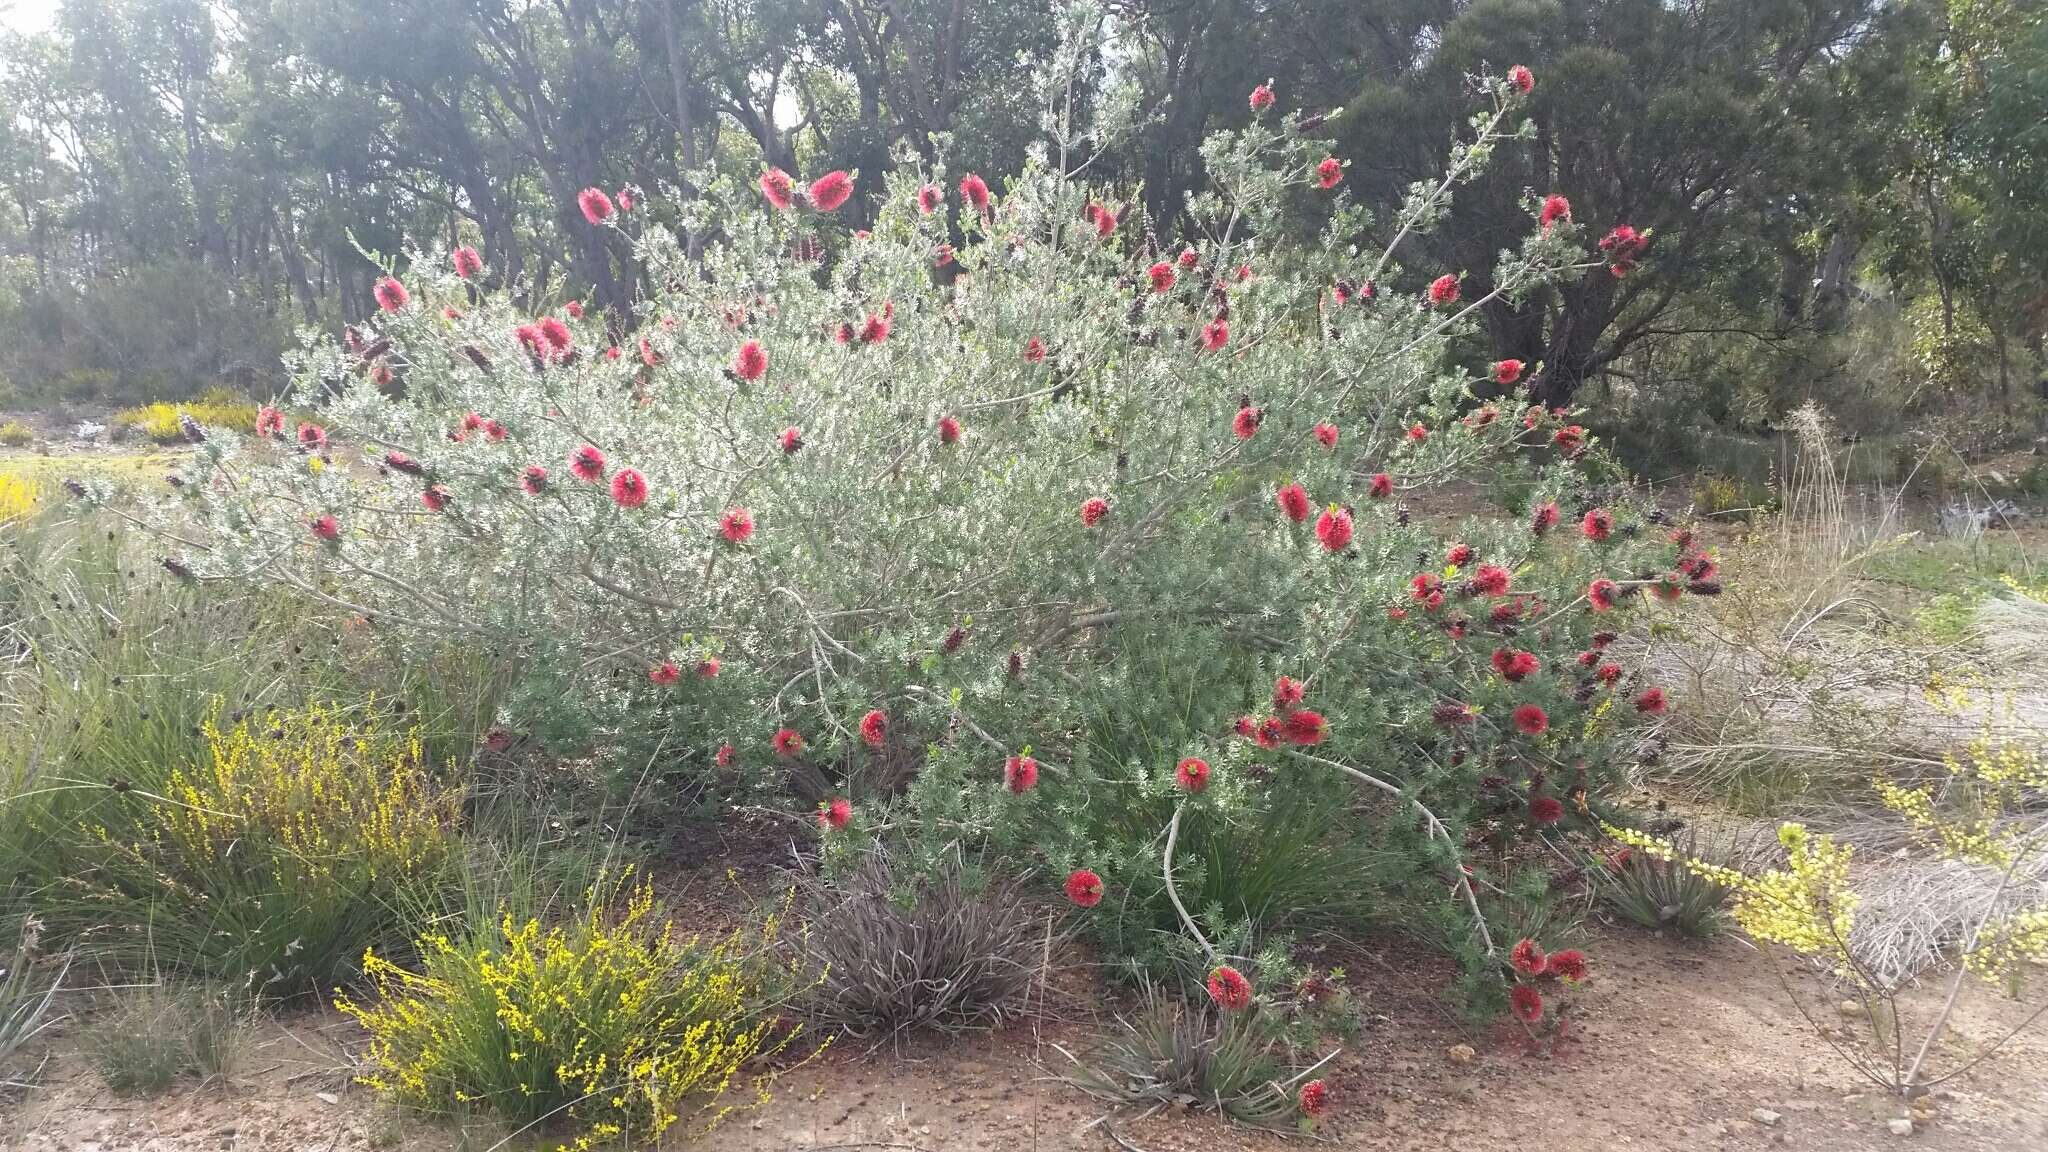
left=113, top=388, right=258, bottom=444
left=137, top=28, right=1698, bottom=1001
left=336, top=874, right=803, bottom=1149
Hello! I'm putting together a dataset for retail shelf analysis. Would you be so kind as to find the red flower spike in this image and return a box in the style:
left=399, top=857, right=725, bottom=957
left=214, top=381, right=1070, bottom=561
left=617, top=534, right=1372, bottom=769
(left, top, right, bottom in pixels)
left=759, top=168, right=795, bottom=210
left=697, top=657, right=720, bottom=678
left=937, top=415, right=963, bottom=445
left=771, top=728, right=804, bottom=758
left=1596, top=663, right=1622, bottom=684
left=1312, top=423, right=1339, bottom=448
left=310, top=514, right=340, bottom=541
left=1427, top=274, right=1460, bottom=306
left=1472, top=563, right=1512, bottom=595
left=1065, top=869, right=1104, bottom=908
left=860, top=314, right=890, bottom=344
left=1513, top=704, right=1550, bottom=736
left=720, top=507, right=754, bottom=543
left=1511, top=983, right=1544, bottom=1023
left=256, top=406, right=284, bottom=437
left=1207, top=965, right=1253, bottom=1011
left=808, top=170, right=854, bottom=212
left=1589, top=577, right=1619, bottom=611
left=1491, top=648, right=1539, bottom=682
left=734, top=340, right=768, bottom=381
left=715, top=744, right=736, bottom=768
left=1298, top=1079, right=1330, bottom=1118
left=1276, top=483, right=1312, bottom=523
left=1530, top=795, right=1565, bottom=824
left=1369, top=473, right=1393, bottom=499
left=1531, top=501, right=1561, bottom=535
left=1508, top=65, right=1535, bottom=95
left=609, top=467, right=648, bottom=509
left=858, top=709, right=888, bottom=748
left=959, top=172, right=991, bottom=214
left=1316, top=156, right=1343, bottom=189
left=1175, top=756, right=1211, bottom=792
left=1510, top=937, right=1548, bottom=976
left=521, top=465, right=549, bottom=494
left=296, top=422, right=327, bottom=450
left=1232, top=406, right=1262, bottom=440
left=577, top=187, right=614, bottom=224
left=570, top=444, right=606, bottom=482
left=373, top=277, right=409, bottom=312
left=1447, top=543, right=1474, bottom=568
left=1540, top=194, right=1571, bottom=230
left=1635, top=687, right=1668, bottom=714
left=1147, top=261, right=1176, bottom=293
left=1199, top=317, right=1229, bottom=351
left=1079, top=496, right=1111, bottom=527
left=1581, top=508, right=1613, bottom=542
left=818, top=796, right=852, bottom=831
left=565, top=300, right=583, bottom=319
left=1024, top=336, right=1047, bottom=363
left=1273, top=676, right=1306, bottom=709
left=649, top=662, right=681, bottom=685
left=1281, top=709, right=1327, bottom=745
left=1315, top=507, right=1353, bottom=552
left=1249, top=83, right=1275, bottom=112
left=1493, top=359, right=1525, bottom=385
left=452, top=247, right=482, bottom=279
left=1548, top=949, right=1589, bottom=983
left=420, top=485, right=451, bottom=512
left=780, top=427, right=804, bottom=455
left=1004, top=754, right=1039, bottom=793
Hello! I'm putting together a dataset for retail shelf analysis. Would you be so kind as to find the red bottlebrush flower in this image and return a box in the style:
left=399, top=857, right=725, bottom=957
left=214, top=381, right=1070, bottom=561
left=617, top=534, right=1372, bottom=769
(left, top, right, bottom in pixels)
left=1175, top=756, right=1211, bottom=792
left=609, top=467, right=649, bottom=509
left=858, top=709, right=888, bottom=748
left=1004, top=754, right=1039, bottom=794
left=860, top=314, right=890, bottom=344
left=1312, top=423, right=1339, bottom=448
left=1447, top=542, right=1475, bottom=567
left=1493, top=359, right=1525, bottom=386
left=459, top=411, right=485, bottom=436
left=1427, top=274, right=1460, bottom=306
left=255, top=406, right=285, bottom=437
left=697, top=657, right=720, bottom=678
left=1635, top=687, right=1668, bottom=714
left=1491, top=648, right=1539, bottom=682
left=1508, top=64, right=1535, bottom=95
left=1298, top=1079, right=1330, bottom=1119
left=934, top=242, right=955, bottom=267
left=420, top=485, right=451, bottom=512
left=1412, top=573, right=1444, bottom=602
left=833, top=322, right=855, bottom=346
left=384, top=450, right=422, bottom=475
left=1577, top=649, right=1601, bottom=668
left=1232, top=405, right=1262, bottom=440
left=1531, top=501, right=1561, bottom=535
left=564, top=300, right=584, bottom=320
left=1548, top=948, right=1588, bottom=983
left=1276, top=483, right=1312, bottom=523
left=1232, top=715, right=1259, bottom=741
left=1256, top=716, right=1283, bottom=748
left=937, top=415, right=963, bottom=446
left=537, top=316, right=572, bottom=357
left=452, top=247, right=482, bottom=279
left=1596, top=663, right=1622, bottom=684
left=296, top=422, right=327, bottom=451
left=1281, top=709, right=1328, bottom=745
left=1315, top=507, right=1353, bottom=552
left=808, top=170, right=854, bottom=212
left=1080, top=496, right=1111, bottom=527
left=1407, top=423, right=1430, bottom=443
left=1273, top=676, right=1306, bottom=709
left=1599, top=225, right=1649, bottom=276
left=1588, top=578, right=1619, bottom=611
left=521, top=465, right=549, bottom=494
left=1199, top=317, right=1229, bottom=352
left=941, top=625, right=968, bottom=654
left=779, top=426, right=803, bottom=455
left=818, top=796, right=852, bottom=831
left=639, top=337, right=662, bottom=367
left=1064, top=869, right=1104, bottom=908
left=616, top=185, right=636, bottom=212
left=570, top=443, right=606, bottom=482
left=720, top=507, right=754, bottom=543
left=577, top=187, right=614, bottom=224
left=1511, top=937, right=1548, bottom=976
left=1177, top=248, right=1199, bottom=270
left=1147, top=261, right=1176, bottom=293
left=1207, top=965, right=1253, bottom=1011
left=373, top=276, right=409, bottom=312
left=1467, top=405, right=1500, bottom=428
left=1651, top=573, right=1687, bottom=602
left=959, top=172, right=991, bottom=214
left=1581, top=508, right=1613, bottom=542
left=1471, top=565, right=1511, bottom=596
left=1540, top=194, right=1571, bottom=230
left=759, top=168, right=795, bottom=210
left=771, top=728, right=804, bottom=758
left=1530, top=795, right=1566, bottom=824
left=715, top=743, right=736, bottom=768
left=1511, top=983, right=1544, bottom=1023
left=649, top=661, right=681, bottom=685
left=1369, top=472, right=1393, bottom=499
left=1554, top=425, right=1586, bottom=456
left=484, top=419, right=507, bottom=441
left=1023, top=336, right=1048, bottom=364
left=1249, top=83, right=1275, bottom=112
left=733, top=340, right=768, bottom=381
left=1490, top=599, right=1528, bottom=625
left=916, top=183, right=943, bottom=214
left=1091, top=203, right=1117, bottom=238
left=1513, top=704, right=1550, bottom=736
left=310, top=513, right=340, bottom=541
left=1316, top=156, right=1343, bottom=189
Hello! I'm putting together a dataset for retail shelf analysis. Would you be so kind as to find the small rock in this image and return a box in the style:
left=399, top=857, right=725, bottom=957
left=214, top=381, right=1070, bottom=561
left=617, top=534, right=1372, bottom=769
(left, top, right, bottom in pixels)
left=1888, top=1118, right=1915, bottom=1136
left=1838, top=1000, right=1866, bottom=1017
left=1752, top=1108, right=1783, bottom=1126
left=1447, top=1044, right=1476, bottom=1065
left=315, top=1091, right=340, bottom=1106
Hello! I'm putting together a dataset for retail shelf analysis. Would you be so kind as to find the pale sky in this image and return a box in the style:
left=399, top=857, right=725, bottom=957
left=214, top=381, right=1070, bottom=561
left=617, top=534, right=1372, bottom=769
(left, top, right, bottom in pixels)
left=0, top=0, right=58, bottom=34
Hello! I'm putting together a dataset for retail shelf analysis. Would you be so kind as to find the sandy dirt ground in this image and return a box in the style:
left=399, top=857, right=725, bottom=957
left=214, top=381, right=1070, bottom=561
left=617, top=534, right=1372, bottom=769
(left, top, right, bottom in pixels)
left=5, top=926, right=2043, bottom=1152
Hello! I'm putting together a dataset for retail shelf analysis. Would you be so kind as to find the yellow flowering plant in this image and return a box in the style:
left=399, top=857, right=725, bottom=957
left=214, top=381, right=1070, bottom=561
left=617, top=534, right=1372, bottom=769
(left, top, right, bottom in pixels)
left=1605, top=684, right=2048, bottom=1099
left=337, top=871, right=812, bottom=1149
